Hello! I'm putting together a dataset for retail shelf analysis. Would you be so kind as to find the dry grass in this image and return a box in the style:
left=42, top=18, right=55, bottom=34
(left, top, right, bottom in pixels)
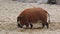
left=0, top=22, right=60, bottom=34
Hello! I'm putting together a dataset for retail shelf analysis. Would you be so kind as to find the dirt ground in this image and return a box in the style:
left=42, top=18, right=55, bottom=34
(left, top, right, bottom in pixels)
left=0, top=22, right=60, bottom=34
left=0, top=0, right=60, bottom=34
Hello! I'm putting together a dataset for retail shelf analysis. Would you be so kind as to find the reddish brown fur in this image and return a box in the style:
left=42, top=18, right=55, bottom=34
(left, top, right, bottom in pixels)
left=17, top=7, right=50, bottom=29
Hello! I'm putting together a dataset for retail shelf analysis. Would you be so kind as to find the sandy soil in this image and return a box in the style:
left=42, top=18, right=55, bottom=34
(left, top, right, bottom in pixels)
left=0, top=22, right=60, bottom=34
left=0, top=0, right=60, bottom=34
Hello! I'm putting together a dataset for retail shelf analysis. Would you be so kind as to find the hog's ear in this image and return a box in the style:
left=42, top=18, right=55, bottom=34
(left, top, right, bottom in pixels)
left=20, top=16, right=24, bottom=19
